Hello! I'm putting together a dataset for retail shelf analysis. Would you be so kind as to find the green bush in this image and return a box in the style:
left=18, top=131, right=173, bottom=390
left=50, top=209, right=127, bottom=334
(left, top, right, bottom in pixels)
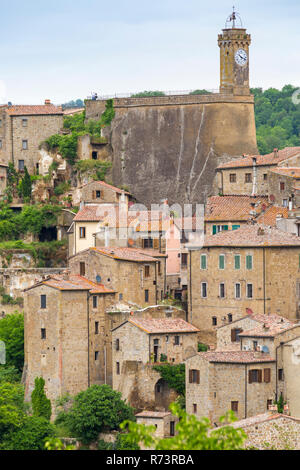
left=0, top=416, right=56, bottom=450
left=153, top=364, right=185, bottom=396
left=0, top=312, right=24, bottom=371
left=31, top=377, right=52, bottom=421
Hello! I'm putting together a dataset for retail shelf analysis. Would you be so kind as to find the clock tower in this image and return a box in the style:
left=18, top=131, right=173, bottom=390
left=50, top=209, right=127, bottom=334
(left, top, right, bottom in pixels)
left=218, top=8, right=251, bottom=95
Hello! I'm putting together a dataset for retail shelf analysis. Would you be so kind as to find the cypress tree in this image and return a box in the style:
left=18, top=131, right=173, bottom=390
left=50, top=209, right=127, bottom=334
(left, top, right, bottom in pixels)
left=31, top=377, right=52, bottom=421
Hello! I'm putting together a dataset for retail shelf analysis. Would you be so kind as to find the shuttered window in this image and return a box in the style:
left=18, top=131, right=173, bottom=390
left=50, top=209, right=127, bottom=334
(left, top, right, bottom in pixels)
left=249, top=369, right=262, bottom=383
left=201, top=282, right=207, bottom=298
left=234, top=255, right=241, bottom=270
left=264, top=368, right=271, bottom=383
left=219, top=255, right=225, bottom=270
left=200, top=254, right=207, bottom=270
left=246, top=255, right=253, bottom=270
left=189, top=369, right=200, bottom=384
left=231, top=401, right=239, bottom=412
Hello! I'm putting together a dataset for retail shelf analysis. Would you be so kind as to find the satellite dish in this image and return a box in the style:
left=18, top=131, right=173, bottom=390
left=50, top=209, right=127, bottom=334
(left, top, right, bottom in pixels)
left=96, top=275, right=101, bottom=283
left=262, top=346, right=269, bottom=354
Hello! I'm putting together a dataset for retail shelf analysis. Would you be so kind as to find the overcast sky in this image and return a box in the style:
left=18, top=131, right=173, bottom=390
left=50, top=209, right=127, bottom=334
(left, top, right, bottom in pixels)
left=0, top=0, right=299, bottom=104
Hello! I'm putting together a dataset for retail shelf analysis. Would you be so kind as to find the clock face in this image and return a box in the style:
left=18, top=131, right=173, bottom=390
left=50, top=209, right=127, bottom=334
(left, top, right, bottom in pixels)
left=235, top=48, right=248, bottom=66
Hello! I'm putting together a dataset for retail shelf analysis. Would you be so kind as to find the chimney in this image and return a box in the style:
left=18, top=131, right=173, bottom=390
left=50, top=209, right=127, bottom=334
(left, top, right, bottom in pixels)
left=62, top=269, right=70, bottom=281
left=257, top=227, right=265, bottom=236
left=273, top=148, right=279, bottom=158
left=45, top=99, right=51, bottom=105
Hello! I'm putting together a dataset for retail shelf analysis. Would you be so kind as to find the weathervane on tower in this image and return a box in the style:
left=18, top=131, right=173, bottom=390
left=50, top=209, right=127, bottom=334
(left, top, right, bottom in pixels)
left=225, top=6, right=243, bottom=29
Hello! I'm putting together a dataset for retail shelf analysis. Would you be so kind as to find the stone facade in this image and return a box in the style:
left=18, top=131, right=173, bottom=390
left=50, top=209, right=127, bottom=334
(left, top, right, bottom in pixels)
left=69, top=247, right=167, bottom=307
left=185, top=353, right=276, bottom=424
left=0, top=164, right=7, bottom=196
left=189, top=242, right=300, bottom=345
left=0, top=103, right=63, bottom=173
left=135, top=411, right=179, bottom=441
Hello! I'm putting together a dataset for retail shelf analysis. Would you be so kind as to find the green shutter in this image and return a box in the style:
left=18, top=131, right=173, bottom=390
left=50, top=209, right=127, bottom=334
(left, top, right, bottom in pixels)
left=201, top=254, right=207, bottom=270
left=213, top=225, right=217, bottom=235
left=219, top=255, right=225, bottom=270
left=234, top=255, right=240, bottom=270
left=223, top=225, right=229, bottom=231
left=232, top=225, right=240, bottom=231
left=246, top=255, right=253, bottom=270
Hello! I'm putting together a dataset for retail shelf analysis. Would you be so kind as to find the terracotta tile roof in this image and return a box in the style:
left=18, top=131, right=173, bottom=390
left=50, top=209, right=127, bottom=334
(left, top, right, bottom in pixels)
left=42, top=274, right=115, bottom=294
left=202, top=224, right=300, bottom=247
left=63, top=108, right=85, bottom=115
left=5, top=104, right=63, bottom=116
left=81, top=180, right=130, bottom=195
left=256, top=206, right=289, bottom=227
left=128, top=317, right=199, bottom=334
left=239, top=315, right=297, bottom=338
left=205, top=196, right=269, bottom=222
left=136, top=411, right=171, bottom=418
left=91, top=246, right=166, bottom=261
left=269, top=167, right=300, bottom=178
left=198, top=351, right=275, bottom=364
left=73, top=204, right=116, bottom=222
left=217, top=147, right=300, bottom=170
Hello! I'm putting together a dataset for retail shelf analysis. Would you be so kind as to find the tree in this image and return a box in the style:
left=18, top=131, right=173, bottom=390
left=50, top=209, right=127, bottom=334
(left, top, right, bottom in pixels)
left=0, top=382, right=26, bottom=438
left=20, top=166, right=32, bottom=201
left=153, top=364, right=186, bottom=396
left=56, top=385, right=135, bottom=444
left=121, top=403, right=247, bottom=450
left=0, top=312, right=24, bottom=371
left=31, top=377, right=52, bottom=421
left=0, top=416, right=56, bottom=450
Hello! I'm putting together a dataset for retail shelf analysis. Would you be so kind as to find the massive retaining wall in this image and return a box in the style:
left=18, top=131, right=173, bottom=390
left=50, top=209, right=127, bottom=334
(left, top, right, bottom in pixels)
left=86, top=94, right=258, bottom=206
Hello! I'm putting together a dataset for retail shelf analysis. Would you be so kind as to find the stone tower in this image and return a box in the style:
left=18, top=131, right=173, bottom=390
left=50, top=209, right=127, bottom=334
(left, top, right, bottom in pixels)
left=218, top=9, right=251, bottom=96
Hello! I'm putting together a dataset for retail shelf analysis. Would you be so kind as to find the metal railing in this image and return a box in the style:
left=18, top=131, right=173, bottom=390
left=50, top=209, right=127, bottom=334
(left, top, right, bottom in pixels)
left=87, top=88, right=219, bottom=100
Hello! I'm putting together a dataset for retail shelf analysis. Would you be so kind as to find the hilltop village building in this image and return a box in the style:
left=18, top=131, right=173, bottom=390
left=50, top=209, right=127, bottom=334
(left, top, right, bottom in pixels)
left=0, top=101, right=63, bottom=173
left=188, top=224, right=300, bottom=345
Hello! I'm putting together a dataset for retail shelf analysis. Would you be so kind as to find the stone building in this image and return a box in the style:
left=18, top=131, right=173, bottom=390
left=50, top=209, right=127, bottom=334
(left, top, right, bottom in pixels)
left=0, top=101, right=63, bottom=173
left=187, top=224, right=300, bottom=345
left=23, top=273, right=116, bottom=404
left=216, top=147, right=300, bottom=197
left=69, top=246, right=167, bottom=306
left=0, top=163, right=7, bottom=196
left=204, top=195, right=269, bottom=235
left=112, top=317, right=199, bottom=410
left=135, top=411, right=179, bottom=441
left=185, top=351, right=276, bottom=424
left=267, top=167, right=300, bottom=208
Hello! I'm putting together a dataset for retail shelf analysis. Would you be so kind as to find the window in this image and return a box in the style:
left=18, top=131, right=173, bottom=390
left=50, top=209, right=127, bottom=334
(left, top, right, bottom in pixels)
left=181, top=253, right=188, bottom=267
left=247, top=283, right=253, bottom=299
left=41, top=328, right=46, bottom=340
left=246, top=255, right=253, bottom=270
left=92, top=151, right=98, bottom=160
left=154, top=339, right=159, bottom=345
left=174, top=335, right=180, bottom=346
left=283, top=199, right=288, bottom=207
left=234, top=255, right=241, bottom=270
left=267, top=399, right=273, bottom=409
left=264, top=368, right=271, bottom=383
left=228, top=314, right=233, bottom=323
left=95, top=190, right=101, bottom=198
left=143, top=238, right=153, bottom=249
left=213, top=225, right=228, bottom=235
left=18, top=160, right=25, bottom=171
left=144, top=265, right=150, bottom=278
left=119, top=293, right=123, bottom=301
left=245, top=173, right=252, bottom=183
left=95, top=351, right=99, bottom=361
left=200, top=254, right=207, bottom=270
left=231, top=401, right=239, bottom=412
left=116, top=339, right=120, bottom=351
left=80, top=262, right=85, bottom=276
left=41, top=295, right=47, bottom=309
left=157, top=261, right=161, bottom=275
left=231, top=328, right=243, bottom=342
left=170, top=421, right=175, bottom=437
left=212, top=316, right=217, bottom=326
left=201, top=282, right=207, bottom=298
left=189, top=369, right=200, bottom=384
left=219, top=254, right=225, bottom=270
left=278, top=369, right=284, bottom=381
left=0, top=140, right=2, bottom=149
left=232, top=224, right=240, bottom=231
left=145, top=290, right=149, bottom=302
left=263, top=174, right=268, bottom=181
left=193, top=404, right=197, bottom=414
left=79, top=227, right=86, bottom=239
left=116, top=362, right=120, bottom=375
left=22, top=118, right=28, bottom=127
left=22, top=140, right=28, bottom=150
left=248, top=369, right=262, bottom=383
left=253, top=341, right=258, bottom=351
left=219, top=283, right=225, bottom=298
left=235, top=283, right=241, bottom=299
left=92, top=296, right=97, bottom=309
left=0, top=119, right=2, bottom=127
left=95, top=322, right=99, bottom=335
left=280, top=182, right=285, bottom=191
left=229, top=173, right=236, bottom=183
